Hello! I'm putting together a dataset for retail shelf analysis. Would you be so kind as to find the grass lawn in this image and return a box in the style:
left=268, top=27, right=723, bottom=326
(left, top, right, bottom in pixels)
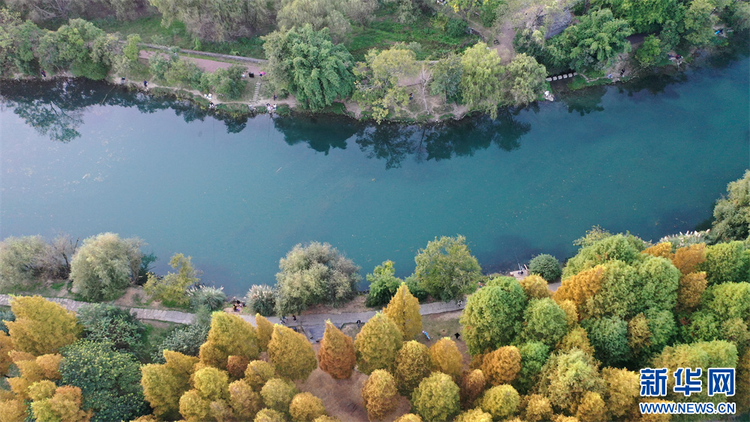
left=345, top=5, right=479, bottom=60
left=93, top=15, right=266, bottom=59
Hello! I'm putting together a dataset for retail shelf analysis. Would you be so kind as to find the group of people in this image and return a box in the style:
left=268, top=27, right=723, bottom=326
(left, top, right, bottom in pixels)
left=231, top=299, right=246, bottom=312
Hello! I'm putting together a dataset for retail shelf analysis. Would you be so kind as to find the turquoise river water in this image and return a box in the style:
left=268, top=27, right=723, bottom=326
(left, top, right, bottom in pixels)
left=1, top=58, right=748, bottom=295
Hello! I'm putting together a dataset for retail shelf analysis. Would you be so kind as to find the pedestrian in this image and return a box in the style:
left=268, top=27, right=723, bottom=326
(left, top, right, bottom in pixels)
left=454, top=332, right=460, bottom=340
left=41, top=70, right=46, bottom=78
left=144, top=80, right=148, bottom=88
left=292, top=315, right=297, bottom=321
left=273, top=94, right=277, bottom=101
left=281, top=315, right=287, bottom=324
left=232, top=303, right=239, bottom=312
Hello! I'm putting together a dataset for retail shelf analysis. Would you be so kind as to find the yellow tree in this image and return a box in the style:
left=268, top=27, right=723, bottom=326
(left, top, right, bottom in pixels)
left=267, top=325, right=318, bottom=381
left=601, top=367, right=639, bottom=419
left=318, top=321, right=356, bottom=380
left=256, top=314, right=274, bottom=352
left=180, top=367, right=231, bottom=421
left=575, top=391, right=606, bottom=422
left=6, top=296, right=81, bottom=355
left=289, top=392, right=326, bottom=422
left=244, top=360, right=276, bottom=391
left=482, top=346, right=521, bottom=386
left=228, top=380, right=263, bottom=421
left=430, top=338, right=463, bottom=381
left=521, top=394, right=553, bottom=422
left=556, top=326, right=595, bottom=355
left=520, top=275, right=552, bottom=299
left=362, top=369, right=398, bottom=421
left=676, top=272, right=707, bottom=311
left=141, top=350, right=198, bottom=420
left=479, top=385, right=520, bottom=421
left=455, top=408, right=492, bottom=422
left=395, top=340, right=432, bottom=396
left=29, top=385, right=92, bottom=422
left=354, top=313, right=403, bottom=375
left=199, top=312, right=260, bottom=369
left=260, top=378, right=298, bottom=413
left=642, top=243, right=674, bottom=259
left=383, top=283, right=422, bottom=340
left=672, top=244, right=706, bottom=275
left=0, top=332, right=12, bottom=375
left=553, top=266, right=606, bottom=310
left=412, top=372, right=461, bottom=422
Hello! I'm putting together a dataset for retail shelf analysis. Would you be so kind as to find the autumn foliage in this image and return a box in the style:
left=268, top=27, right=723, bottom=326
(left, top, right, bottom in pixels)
left=362, top=369, right=398, bottom=421
left=267, top=324, right=318, bottom=381
left=383, top=283, right=422, bottom=340
left=318, top=321, right=356, bottom=380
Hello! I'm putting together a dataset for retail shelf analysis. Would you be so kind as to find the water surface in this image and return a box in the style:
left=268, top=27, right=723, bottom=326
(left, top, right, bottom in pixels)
left=1, top=59, right=748, bottom=295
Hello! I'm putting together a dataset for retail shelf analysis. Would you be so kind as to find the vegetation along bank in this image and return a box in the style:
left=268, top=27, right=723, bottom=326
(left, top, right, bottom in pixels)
left=0, top=0, right=748, bottom=122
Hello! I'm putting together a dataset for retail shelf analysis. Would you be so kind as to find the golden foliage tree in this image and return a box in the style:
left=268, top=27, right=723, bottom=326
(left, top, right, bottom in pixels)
left=482, top=346, right=521, bottom=386
left=395, top=340, right=432, bottom=396
left=255, top=408, right=287, bottom=422
left=0, top=399, right=27, bottom=422
left=520, top=275, right=552, bottom=299
left=455, top=408, right=492, bottom=422
left=672, top=244, right=706, bottom=275
left=522, top=394, right=553, bottom=422
left=553, top=266, right=606, bottom=310
left=318, top=321, right=356, bottom=380
left=676, top=272, right=707, bottom=311
left=192, top=367, right=230, bottom=402
left=642, top=243, right=673, bottom=259
left=601, top=367, right=639, bottom=419
left=260, top=378, right=298, bottom=413
left=228, top=380, right=263, bottom=421
left=412, top=372, right=461, bottom=422
left=289, top=392, right=326, bottom=422
left=383, top=284, right=422, bottom=340
left=0, top=331, right=13, bottom=375
left=430, top=337, right=463, bottom=381
left=394, top=414, right=422, bottom=422
left=267, top=324, right=318, bottom=381
left=556, top=326, right=595, bottom=355
left=313, top=416, right=342, bottom=422
left=6, top=295, right=81, bottom=355
left=557, top=300, right=579, bottom=327
left=178, top=389, right=210, bottom=422
left=29, top=385, right=92, bottom=422
left=354, top=313, right=403, bottom=375
left=575, top=391, right=605, bottom=422
left=244, top=360, right=276, bottom=391
left=199, top=312, right=260, bottom=370
left=362, top=369, right=399, bottom=421
left=141, top=350, right=198, bottom=420
left=459, top=369, right=486, bottom=410
left=256, top=314, right=274, bottom=352
left=479, top=384, right=520, bottom=421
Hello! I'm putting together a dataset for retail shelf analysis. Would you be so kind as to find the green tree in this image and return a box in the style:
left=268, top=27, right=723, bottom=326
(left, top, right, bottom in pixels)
left=460, top=276, right=527, bottom=355
left=383, top=283, right=422, bottom=339
left=164, top=59, right=204, bottom=90
left=199, top=312, right=260, bottom=369
left=712, top=171, right=750, bottom=242
left=460, top=43, right=504, bottom=119
left=149, top=0, right=274, bottom=41
left=267, top=324, right=318, bottom=381
left=152, top=315, right=210, bottom=362
left=0, top=236, right=48, bottom=292
left=582, top=316, right=630, bottom=367
left=145, top=253, right=200, bottom=307
left=548, top=9, right=633, bottom=72
left=264, top=25, right=355, bottom=110
left=6, top=295, right=80, bottom=355
left=430, top=338, right=463, bottom=381
left=365, top=261, right=402, bottom=307
left=414, top=235, right=482, bottom=302
left=520, top=298, right=568, bottom=347
left=275, top=242, right=361, bottom=316
left=77, top=304, right=146, bottom=356
left=528, top=254, right=561, bottom=282
left=353, top=45, right=419, bottom=123
left=515, top=342, right=550, bottom=394
left=412, top=372, right=461, bottom=422
left=354, top=313, right=403, bottom=375
left=204, top=65, right=247, bottom=100
left=260, top=378, right=298, bottom=413
left=61, top=340, right=149, bottom=422
left=502, top=53, right=548, bottom=105
left=430, top=53, right=463, bottom=103
left=479, top=384, right=519, bottom=420
left=276, top=0, right=351, bottom=41
left=70, top=232, right=143, bottom=301
left=635, top=35, right=663, bottom=68
left=290, top=392, right=326, bottom=422
left=395, top=340, right=432, bottom=396
left=361, top=369, right=398, bottom=420
left=700, top=241, right=750, bottom=285
left=318, top=321, right=356, bottom=379
left=684, top=0, right=718, bottom=46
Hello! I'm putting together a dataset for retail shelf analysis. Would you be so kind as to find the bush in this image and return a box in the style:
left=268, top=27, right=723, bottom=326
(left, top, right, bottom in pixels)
left=246, top=285, right=277, bottom=316
left=152, top=312, right=211, bottom=363
left=77, top=304, right=146, bottom=356
left=446, top=18, right=468, bottom=38
left=145, top=253, right=200, bottom=308
left=529, top=254, right=562, bottom=282
left=0, top=236, right=48, bottom=291
left=188, top=285, right=226, bottom=311
left=0, top=309, right=15, bottom=333
left=70, top=233, right=143, bottom=301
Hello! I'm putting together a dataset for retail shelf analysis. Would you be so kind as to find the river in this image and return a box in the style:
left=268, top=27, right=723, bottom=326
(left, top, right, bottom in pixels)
left=1, top=57, right=748, bottom=295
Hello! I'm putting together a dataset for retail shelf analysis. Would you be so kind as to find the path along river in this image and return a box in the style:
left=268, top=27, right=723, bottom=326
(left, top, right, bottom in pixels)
left=1, top=57, right=748, bottom=295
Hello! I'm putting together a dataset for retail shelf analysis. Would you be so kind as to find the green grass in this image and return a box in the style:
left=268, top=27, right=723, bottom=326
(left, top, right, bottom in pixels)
left=567, top=74, right=613, bottom=90
left=93, top=15, right=266, bottom=59
left=345, top=6, right=479, bottom=60
left=51, top=281, right=66, bottom=291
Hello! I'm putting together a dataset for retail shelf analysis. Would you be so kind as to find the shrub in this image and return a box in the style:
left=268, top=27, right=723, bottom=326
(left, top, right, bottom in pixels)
left=0, top=236, right=47, bottom=291
left=446, top=18, right=468, bottom=38
left=152, top=318, right=210, bottom=363
left=188, top=285, right=226, bottom=311
left=246, top=285, right=277, bottom=316
left=77, top=304, right=145, bottom=355
left=529, top=254, right=562, bottom=282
